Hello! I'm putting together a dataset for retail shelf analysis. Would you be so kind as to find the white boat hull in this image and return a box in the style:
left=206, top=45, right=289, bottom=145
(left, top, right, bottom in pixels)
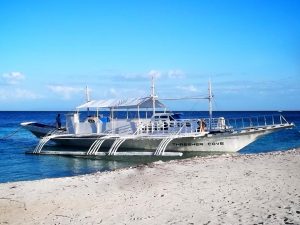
left=48, top=125, right=290, bottom=153
left=22, top=117, right=294, bottom=155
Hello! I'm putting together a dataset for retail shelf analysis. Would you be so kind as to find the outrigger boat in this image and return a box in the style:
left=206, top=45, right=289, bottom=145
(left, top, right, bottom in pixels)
left=21, top=79, right=294, bottom=157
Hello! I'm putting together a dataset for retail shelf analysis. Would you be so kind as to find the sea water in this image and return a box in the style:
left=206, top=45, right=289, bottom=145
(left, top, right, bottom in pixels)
left=0, top=111, right=299, bottom=183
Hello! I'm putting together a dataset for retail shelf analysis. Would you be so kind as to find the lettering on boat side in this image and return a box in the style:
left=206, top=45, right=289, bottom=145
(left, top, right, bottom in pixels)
left=173, top=142, right=224, bottom=147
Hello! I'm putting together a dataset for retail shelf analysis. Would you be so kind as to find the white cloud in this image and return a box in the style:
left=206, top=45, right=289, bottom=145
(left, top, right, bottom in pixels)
left=2, top=72, right=25, bottom=85
left=98, top=87, right=147, bottom=99
left=119, top=73, right=146, bottom=80
left=148, top=70, right=161, bottom=79
left=176, top=85, right=199, bottom=93
left=47, top=85, right=83, bottom=100
left=168, top=70, right=185, bottom=79
left=0, top=88, right=42, bottom=100
left=15, top=88, right=43, bottom=99
left=109, top=88, right=118, bottom=97
left=118, top=70, right=161, bottom=80
left=118, top=69, right=185, bottom=81
left=0, top=90, right=8, bottom=100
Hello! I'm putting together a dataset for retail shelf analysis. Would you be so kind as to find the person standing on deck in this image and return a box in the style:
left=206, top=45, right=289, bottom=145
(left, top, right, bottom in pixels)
left=197, top=119, right=206, bottom=132
left=56, top=113, right=61, bottom=129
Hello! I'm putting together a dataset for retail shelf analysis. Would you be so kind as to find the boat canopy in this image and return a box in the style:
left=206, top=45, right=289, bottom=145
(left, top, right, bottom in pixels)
left=76, top=97, right=166, bottom=110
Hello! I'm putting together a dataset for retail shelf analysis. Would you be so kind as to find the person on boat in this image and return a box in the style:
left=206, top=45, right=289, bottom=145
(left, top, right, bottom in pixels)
left=56, top=113, right=61, bottom=129
left=197, top=119, right=206, bottom=132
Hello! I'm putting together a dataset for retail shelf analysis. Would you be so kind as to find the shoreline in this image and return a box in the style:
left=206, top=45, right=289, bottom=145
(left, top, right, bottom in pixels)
left=0, top=149, right=295, bottom=184
left=1, top=149, right=300, bottom=224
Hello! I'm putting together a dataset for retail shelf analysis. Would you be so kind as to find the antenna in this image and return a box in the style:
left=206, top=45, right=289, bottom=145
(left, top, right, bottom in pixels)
left=85, top=86, right=90, bottom=103
left=151, top=74, right=156, bottom=116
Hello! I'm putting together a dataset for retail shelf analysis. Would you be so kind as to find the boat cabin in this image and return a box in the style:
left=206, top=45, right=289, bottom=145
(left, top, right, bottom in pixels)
left=65, top=96, right=167, bottom=135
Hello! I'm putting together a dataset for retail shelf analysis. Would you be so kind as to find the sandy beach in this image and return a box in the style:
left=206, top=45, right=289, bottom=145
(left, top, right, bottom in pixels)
left=1, top=149, right=299, bottom=225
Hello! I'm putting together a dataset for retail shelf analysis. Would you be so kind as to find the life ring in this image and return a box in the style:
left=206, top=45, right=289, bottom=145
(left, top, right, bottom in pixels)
left=88, top=118, right=95, bottom=123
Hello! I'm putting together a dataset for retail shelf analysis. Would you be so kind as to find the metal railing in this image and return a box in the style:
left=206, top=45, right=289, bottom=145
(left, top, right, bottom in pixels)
left=136, top=114, right=290, bottom=135
left=103, top=124, right=134, bottom=134
left=137, top=119, right=199, bottom=135
left=66, top=114, right=290, bottom=136
left=221, top=114, right=289, bottom=131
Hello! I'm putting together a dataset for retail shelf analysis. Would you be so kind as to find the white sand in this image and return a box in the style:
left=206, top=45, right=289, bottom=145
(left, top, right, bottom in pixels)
left=1, top=149, right=300, bottom=225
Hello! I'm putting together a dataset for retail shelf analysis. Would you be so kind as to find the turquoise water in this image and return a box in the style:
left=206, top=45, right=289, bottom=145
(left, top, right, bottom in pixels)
left=0, top=111, right=299, bottom=183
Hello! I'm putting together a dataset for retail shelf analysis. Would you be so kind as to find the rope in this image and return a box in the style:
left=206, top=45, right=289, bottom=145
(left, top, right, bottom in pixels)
left=0, top=127, right=23, bottom=140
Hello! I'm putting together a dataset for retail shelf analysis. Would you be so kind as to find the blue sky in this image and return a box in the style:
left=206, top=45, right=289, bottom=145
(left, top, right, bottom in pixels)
left=0, top=0, right=299, bottom=111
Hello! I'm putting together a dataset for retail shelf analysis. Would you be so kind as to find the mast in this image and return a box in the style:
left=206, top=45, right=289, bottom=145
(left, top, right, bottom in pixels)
left=208, top=80, right=213, bottom=130
left=85, top=86, right=90, bottom=103
left=151, top=75, right=156, bottom=117
left=85, top=86, right=91, bottom=116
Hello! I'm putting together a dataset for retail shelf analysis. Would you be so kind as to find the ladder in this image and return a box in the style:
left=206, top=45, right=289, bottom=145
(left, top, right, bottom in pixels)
left=154, top=137, right=175, bottom=156
left=154, top=124, right=187, bottom=156
left=107, top=128, right=141, bottom=156
left=86, top=136, right=112, bottom=155
left=32, top=127, right=63, bottom=154
left=33, top=135, right=54, bottom=154
left=107, top=137, right=128, bottom=156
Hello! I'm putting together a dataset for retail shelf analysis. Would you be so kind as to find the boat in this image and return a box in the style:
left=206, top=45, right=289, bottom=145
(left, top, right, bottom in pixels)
left=21, top=79, right=294, bottom=157
left=20, top=122, right=62, bottom=138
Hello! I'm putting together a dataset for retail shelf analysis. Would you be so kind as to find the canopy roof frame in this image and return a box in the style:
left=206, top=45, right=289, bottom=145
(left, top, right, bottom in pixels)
left=76, top=96, right=166, bottom=110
